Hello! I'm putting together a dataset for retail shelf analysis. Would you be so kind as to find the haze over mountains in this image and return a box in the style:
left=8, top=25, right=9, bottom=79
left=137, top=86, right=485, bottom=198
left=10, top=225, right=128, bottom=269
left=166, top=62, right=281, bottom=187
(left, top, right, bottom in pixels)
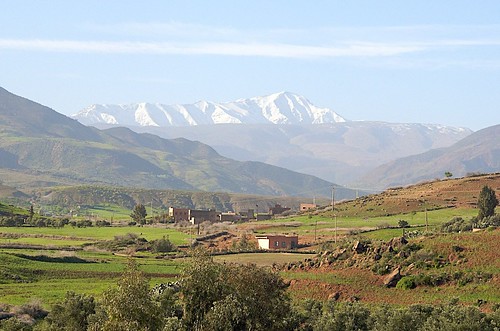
left=1, top=86, right=497, bottom=194
left=0, top=87, right=345, bottom=198
left=358, top=124, right=500, bottom=189
left=73, top=92, right=473, bottom=188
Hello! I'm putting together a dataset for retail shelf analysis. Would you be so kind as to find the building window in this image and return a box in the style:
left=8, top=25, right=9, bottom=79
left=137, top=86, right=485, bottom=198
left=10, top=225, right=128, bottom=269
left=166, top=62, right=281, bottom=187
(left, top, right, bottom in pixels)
left=282, top=241, right=286, bottom=248
left=291, top=240, right=296, bottom=248
left=274, top=241, right=279, bottom=247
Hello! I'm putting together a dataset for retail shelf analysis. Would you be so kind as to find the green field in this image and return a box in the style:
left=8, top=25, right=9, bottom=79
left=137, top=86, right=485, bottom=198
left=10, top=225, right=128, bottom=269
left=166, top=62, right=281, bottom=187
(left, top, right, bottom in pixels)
left=0, top=247, right=183, bottom=306
left=0, top=225, right=190, bottom=245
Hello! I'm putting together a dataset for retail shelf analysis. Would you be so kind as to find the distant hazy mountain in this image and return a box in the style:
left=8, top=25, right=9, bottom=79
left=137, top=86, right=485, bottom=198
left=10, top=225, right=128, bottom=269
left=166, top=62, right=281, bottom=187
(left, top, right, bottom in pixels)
left=0, top=87, right=350, bottom=198
left=357, top=124, right=500, bottom=189
left=99, top=122, right=471, bottom=187
left=72, top=90, right=471, bottom=188
left=72, top=91, right=347, bottom=126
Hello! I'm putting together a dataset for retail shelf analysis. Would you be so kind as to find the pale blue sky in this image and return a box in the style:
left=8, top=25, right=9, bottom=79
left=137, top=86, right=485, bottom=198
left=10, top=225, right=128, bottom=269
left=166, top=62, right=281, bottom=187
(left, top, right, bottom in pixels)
left=1, top=0, right=499, bottom=130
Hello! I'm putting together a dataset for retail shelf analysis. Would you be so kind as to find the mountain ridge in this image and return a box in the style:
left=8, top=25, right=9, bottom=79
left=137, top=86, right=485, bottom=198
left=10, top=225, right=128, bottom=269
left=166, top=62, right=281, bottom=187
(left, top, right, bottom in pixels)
left=104, top=122, right=472, bottom=186
left=0, top=87, right=351, bottom=198
left=72, top=91, right=347, bottom=127
left=357, top=124, right=500, bottom=189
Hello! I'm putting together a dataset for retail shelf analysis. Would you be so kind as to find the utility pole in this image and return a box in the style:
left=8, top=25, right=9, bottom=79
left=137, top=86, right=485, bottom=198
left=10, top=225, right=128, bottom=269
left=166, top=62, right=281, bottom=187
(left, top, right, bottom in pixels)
left=332, top=186, right=337, bottom=244
left=335, top=215, right=338, bottom=244
left=314, top=219, right=317, bottom=242
left=150, top=201, right=154, bottom=223
left=425, top=208, right=428, bottom=232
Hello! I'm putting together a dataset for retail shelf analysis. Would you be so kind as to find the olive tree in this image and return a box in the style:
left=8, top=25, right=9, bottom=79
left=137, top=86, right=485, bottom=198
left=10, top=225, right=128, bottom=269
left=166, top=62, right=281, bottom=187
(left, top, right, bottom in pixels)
left=180, top=249, right=295, bottom=331
left=41, top=291, right=95, bottom=331
left=88, top=260, right=165, bottom=331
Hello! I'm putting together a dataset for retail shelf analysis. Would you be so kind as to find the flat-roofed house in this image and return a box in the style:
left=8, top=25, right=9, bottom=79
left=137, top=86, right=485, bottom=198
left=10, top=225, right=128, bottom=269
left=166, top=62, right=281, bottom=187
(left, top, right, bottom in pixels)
left=168, top=207, right=189, bottom=222
left=255, top=235, right=298, bottom=250
left=300, top=203, right=317, bottom=211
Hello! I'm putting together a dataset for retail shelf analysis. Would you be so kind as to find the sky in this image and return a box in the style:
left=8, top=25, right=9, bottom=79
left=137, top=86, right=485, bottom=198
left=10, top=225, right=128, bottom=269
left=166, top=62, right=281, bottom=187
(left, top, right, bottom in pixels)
left=1, top=0, right=499, bottom=130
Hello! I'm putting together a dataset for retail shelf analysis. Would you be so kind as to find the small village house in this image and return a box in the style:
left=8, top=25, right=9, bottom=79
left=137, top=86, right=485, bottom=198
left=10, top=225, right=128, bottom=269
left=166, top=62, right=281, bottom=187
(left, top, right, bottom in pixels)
left=256, top=235, right=298, bottom=250
left=268, top=204, right=291, bottom=215
left=300, top=203, right=317, bottom=211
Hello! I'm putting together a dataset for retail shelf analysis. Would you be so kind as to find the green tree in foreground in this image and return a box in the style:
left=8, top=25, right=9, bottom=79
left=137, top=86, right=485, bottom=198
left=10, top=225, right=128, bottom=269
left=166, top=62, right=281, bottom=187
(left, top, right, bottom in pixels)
left=130, top=204, right=147, bottom=225
left=180, top=249, right=295, bottom=330
left=40, top=291, right=95, bottom=331
left=88, top=260, right=164, bottom=331
left=477, top=185, right=498, bottom=220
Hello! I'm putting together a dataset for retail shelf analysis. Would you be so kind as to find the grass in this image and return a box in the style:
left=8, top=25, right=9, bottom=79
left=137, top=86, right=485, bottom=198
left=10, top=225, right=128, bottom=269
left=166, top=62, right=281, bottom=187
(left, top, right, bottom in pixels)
left=0, top=237, right=93, bottom=247
left=0, top=248, right=184, bottom=307
left=76, top=204, right=135, bottom=220
left=0, top=225, right=190, bottom=245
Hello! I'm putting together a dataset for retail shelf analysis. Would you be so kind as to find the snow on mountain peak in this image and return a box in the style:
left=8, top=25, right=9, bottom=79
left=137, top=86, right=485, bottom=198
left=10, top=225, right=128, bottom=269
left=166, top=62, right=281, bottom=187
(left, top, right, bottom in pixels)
left=71, top=92, right=347, bottom=127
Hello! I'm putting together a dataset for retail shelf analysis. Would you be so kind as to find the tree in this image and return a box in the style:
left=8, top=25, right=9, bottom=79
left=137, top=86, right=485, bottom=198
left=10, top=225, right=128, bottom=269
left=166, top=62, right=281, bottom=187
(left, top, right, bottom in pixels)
left=88, top=260, right=165, bottom=331
left=444, top=171, right=453, bottom=178
left=42, top=291, right=96, bottom=331
left=130, top=204, right=147, bottom=225
left=180, top=249, right=295, bottom=330
left=477, top=185, right=498, bottom=220
left=398, top=220, right=410, bottom=228
left=28, top=205, right=34, bottom=223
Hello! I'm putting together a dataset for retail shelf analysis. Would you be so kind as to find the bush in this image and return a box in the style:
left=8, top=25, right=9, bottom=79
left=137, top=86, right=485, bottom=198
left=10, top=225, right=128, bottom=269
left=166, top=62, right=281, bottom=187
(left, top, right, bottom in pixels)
left=313, top=301, right=371, bottom=331
left=42, top=291, right=95, bottom=331
left=76, top=220, right=93, bottom=228
left=398, top=220, right=410, bottom=228
left=396, top=276, right=416, bottom=290
left=441, top=217, right=473, bottom=233
left=151, top=236, right=176, bottom=253
left=474, top=214, right=500, bottom=228
left=96, top=220, right=111, bottom=227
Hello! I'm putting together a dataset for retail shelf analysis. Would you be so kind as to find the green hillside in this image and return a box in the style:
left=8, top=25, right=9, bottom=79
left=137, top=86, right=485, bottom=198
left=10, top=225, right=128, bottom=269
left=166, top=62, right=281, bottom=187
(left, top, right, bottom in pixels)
left=0, top=87, right=353, bottom=198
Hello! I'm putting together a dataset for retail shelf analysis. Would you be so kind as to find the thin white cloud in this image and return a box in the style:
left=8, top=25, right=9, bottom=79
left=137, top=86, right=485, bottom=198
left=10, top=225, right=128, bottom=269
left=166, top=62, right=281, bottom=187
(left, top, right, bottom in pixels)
left=0, top=36, right=498, bottom=59
left=0, top=38, right=425, bottom=58
left=85, top=21, right=239, bottom=39
left=83, top=22, right=500, bottom=46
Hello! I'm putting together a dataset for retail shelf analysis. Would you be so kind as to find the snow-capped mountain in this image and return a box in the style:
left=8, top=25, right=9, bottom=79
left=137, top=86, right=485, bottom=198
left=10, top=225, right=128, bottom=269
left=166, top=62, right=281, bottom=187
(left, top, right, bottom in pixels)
left=72, top=92, right=347, bottom=127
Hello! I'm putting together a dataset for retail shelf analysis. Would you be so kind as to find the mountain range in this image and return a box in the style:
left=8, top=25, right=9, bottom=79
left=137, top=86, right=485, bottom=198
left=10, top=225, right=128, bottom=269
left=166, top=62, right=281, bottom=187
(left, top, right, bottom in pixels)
left=0, top=87, right=348, bottom=199
left=1, top=86, right=497, bottom=194
left=358, top=124, right=500, bottom=189
left=73, top=92, right=472, bottom=188
left=72, top=91, right=346, bottom=126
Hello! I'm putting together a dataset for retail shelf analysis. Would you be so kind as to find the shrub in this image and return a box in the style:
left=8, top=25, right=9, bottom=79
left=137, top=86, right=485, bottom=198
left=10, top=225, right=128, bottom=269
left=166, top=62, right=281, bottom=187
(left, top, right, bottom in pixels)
left=441, top=217, right=473, bottom=233
left=96, top=220, right=111, bottom=227
left=398, top=220, right=410, bottom=228
left=42, top=291, right=95, bottom=331
left=396, top=276, right=416, bottom=290
left=475, top=214, right=500, bottom=228
left=151, top=236, right=176, bottom=253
